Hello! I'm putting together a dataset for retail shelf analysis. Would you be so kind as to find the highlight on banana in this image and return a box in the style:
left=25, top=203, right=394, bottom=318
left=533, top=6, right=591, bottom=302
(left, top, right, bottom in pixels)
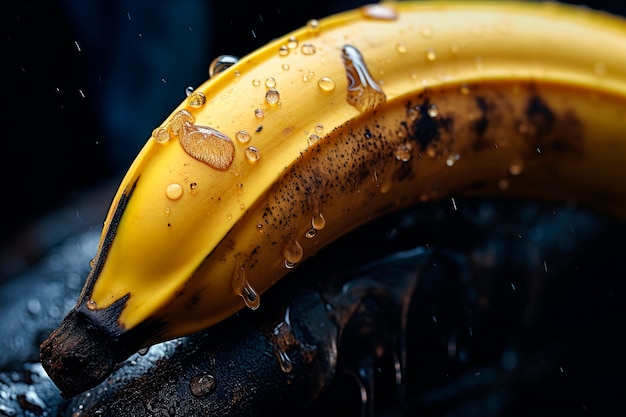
left=40, top=0, right=626, bottom=398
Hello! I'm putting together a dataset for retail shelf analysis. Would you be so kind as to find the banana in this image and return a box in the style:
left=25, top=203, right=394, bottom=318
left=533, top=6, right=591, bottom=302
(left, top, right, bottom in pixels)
left=41, top=1, right=626, bottom=398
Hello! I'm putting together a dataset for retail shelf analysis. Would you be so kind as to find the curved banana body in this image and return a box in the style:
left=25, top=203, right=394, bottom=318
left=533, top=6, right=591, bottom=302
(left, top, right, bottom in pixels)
left=41, top=1, right=626, bottom=398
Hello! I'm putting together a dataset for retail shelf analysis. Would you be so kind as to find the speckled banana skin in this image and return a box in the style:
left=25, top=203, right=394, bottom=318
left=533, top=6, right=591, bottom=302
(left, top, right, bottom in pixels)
left=41, top=1, right=626, bottom=398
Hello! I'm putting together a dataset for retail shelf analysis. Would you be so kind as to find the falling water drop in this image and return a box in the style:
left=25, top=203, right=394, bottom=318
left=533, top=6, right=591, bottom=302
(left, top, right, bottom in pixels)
left=342, top=45, right=386, bottom=112
left=283, top=237, right=304, bottom=268
left=232, top=259, right=261, bottom=310
left=312, top=212, right=326, bottom=230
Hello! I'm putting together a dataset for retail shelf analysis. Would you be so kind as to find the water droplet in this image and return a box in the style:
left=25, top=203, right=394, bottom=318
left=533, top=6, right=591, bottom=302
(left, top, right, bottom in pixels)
left=265, top=88, right=280, bottom=105
left=446, top=153, right=460, bottom=166
left=245, top=146, right=261, bottom=162
left=315, top=123, right=324, bottom=133
left=189, top=182, right=198, bottom=195
left=283, top=237, right=303, bottom=267
left=275, top=349, right=293, bottom=373
left=342, top=45, right=386, bottom=112
left=190, top=373, right=217, bottom=397
left=86, top=300, right=97, bottom=310
left=164, top=207, right=171, bottom=217
left=152, top=126, right=171, bottom=143
left=278, top=45, right=290, bottom=56
left=231, top=258, right=260, bottom=310
left=282, top=63, right=290, bottom=71
left=165, top=183, right=183, bottom=200
left=178, top=120, right=235, bottom=170
left=209, top=55, right=239, bottom=77
left=305, top=228, right=317, bottom=238
left=420, top=25, right=434, bottom=38
left=241, top=281, right=259, bottom=309
left=226, top=212, right=232, bottom=220
left=317, top=76, right=336, bottom=92
left=509, top=161, right=524, bottom=176
left=395, top=41, right=407, bottom=54
left=256, top=223, right=264, bottom=233
left=408, top=107, right=419, bottom=121
left=265, top=77, right=276, bottom=88
left=185, top=86, right=195, bottom=96
left=254, top=108, right=265, bottom=120
left=306, top=19, right=320, bottom=34
left=236, top=130, right=251, bottom=143
left=312, top=212, right=326, bottom=230
left=301, top=43, right=316, bottom=55
left=427, top=103, right=439, bottom=118
left=450, top=197, right=458, bottom=211
left=395, top=142, right=412, bottom=162
left=188, top=91, right=206, bottom=107
left=425, top=48, right=437, bottom=61
left=169, top=110, right=195, bottom=135
left=307, top=134, right=320, bottom=146
left=27, top=299, right=41, bottom=314
left=361, top=3, right=398, bottom=20
left=287, top=36, right=298, bottom=49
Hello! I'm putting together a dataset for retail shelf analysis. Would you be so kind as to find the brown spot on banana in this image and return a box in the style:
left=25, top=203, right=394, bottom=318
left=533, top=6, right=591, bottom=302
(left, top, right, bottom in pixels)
left=162, top=80, right=625, bottom=343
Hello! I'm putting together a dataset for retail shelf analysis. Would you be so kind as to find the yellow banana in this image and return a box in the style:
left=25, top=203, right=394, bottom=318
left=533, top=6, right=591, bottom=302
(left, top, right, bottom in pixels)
left=41, top=0, right=626, bottom=398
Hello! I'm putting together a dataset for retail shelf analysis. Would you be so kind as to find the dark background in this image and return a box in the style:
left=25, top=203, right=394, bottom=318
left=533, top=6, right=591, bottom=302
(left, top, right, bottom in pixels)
left=2, top=0, right=626, bottom=280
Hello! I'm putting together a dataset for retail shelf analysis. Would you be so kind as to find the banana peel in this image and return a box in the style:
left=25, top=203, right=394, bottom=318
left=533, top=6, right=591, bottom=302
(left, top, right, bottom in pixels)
left=41, top=1, right=626, bottom=398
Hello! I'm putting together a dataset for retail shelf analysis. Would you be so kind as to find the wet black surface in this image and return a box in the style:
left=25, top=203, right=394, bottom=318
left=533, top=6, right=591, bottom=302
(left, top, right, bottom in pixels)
left=1, top=196, right=625, bottom=416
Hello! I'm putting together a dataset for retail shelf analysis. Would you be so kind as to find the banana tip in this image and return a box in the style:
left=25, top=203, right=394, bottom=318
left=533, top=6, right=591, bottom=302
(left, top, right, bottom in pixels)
left=40, top=307, right=120, bottom=399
